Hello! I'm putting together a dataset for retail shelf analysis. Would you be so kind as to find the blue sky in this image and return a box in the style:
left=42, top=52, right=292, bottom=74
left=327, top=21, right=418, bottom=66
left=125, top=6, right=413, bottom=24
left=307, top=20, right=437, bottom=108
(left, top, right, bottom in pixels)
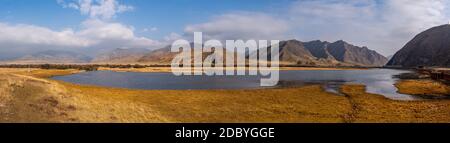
left=0, top=0, right=293, bottom=39
left=0, top=0, right=449, bottom=58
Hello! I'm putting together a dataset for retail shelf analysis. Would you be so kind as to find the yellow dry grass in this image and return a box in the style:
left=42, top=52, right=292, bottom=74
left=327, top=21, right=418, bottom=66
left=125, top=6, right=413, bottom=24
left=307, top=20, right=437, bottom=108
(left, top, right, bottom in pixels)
left=1, top=68, right=449, bottom=123
left=60, top=83, right=351, bottom=123
left=341, top=85, right=450, bottom=123
left=395, top=80, right=449, bottom=98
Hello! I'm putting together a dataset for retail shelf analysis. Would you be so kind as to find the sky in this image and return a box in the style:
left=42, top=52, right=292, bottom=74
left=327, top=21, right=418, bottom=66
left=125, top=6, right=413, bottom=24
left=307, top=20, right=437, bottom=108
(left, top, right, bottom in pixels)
left=0, top=0, right=449, bottom=59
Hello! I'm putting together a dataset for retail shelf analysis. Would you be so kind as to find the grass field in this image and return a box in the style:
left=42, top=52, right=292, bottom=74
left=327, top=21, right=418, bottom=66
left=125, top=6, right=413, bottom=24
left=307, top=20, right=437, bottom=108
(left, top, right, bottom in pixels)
left=0, top=68, right=449, bottom=123
left=396, top=80, right=449, bottom=98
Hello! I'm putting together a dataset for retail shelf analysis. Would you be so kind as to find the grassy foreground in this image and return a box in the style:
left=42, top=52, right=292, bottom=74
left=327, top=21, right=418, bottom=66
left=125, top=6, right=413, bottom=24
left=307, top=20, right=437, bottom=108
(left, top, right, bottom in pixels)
left=396, top=80, right=449, bottom=98
left=0, top=68, right=449, bottom=123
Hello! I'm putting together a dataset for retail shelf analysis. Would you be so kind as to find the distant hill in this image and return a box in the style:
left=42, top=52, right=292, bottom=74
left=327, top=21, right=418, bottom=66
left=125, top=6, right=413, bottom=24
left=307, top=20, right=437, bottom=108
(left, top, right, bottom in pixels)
left=303, top=40, right=335, bottom=60
left=138, top=46, right=179, bottom=64
left=274, top=40, right=343, bottom=66
left=138, top=43, right=236, bottom=65
left=139, top=40, right=387, bottom=67
left=276, top=40, right=316, bottom=65
left=387, top=24, right=450, bottom=67
left=8, top=40, right=387, bottom=66
left=261, top=40, right=387, bottom=66
left=327, top=40, right=388, bottom=66
left=92, top=48, right=150, bottom=64
left=10, top=50, right=91, bottom=64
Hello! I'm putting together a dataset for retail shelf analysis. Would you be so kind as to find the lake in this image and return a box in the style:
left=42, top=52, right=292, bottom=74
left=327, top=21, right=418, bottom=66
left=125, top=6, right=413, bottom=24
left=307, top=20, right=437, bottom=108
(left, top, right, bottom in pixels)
left=52, top=68, right=418, bottom=100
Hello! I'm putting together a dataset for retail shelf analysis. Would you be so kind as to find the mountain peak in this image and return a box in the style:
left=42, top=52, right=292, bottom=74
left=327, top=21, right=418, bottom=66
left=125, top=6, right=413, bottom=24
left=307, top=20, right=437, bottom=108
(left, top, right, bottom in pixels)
left=333, top=40, right=349, bottom=45
left=284, top=39, right=302, bottom=43
left=387, top=25, right=450, bottom=67
left=286, top=39, right=300, bottom=41
left=276, top=39, right=387, bottom=66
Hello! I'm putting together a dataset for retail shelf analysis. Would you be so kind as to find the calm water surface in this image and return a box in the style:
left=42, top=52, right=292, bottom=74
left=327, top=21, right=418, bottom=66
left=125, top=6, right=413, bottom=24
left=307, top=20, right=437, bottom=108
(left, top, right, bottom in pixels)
left=52, top=69, right=418, bottom=100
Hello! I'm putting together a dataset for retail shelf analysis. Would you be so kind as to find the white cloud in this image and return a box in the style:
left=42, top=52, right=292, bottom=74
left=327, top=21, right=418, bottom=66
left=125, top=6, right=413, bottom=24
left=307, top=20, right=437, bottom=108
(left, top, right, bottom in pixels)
left=78, top=19, right=163, bottom=48
left=184, top=12, right=291, bottom=41
left=289, top=0, right=449, bottom=56
left=381, top=0, right=447, bottom=37
left=57, top=0, right=162, bottom=49
left=57, top=0, right=79, bottom=9
left=2, top=0, right=449, bottom=59
left=0, top=0, right=169, bottom=59
left=183, top=0, right=450, bottom=56
left=164, top=32, right=182, bottom=42
left=0, top=20, right=164, bottom=58
left=0, top=22, right=91, bottom=47
left=58, top=0, right=134, bottom=20
left=143, top=27, right=158, bottom=32
left=0, top=22, right=91, bottom=59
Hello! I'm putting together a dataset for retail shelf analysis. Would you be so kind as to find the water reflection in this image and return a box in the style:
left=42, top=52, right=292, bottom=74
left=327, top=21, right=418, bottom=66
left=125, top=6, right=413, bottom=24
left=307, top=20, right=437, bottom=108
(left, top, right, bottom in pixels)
left=52, top=68, right=418, bottom=100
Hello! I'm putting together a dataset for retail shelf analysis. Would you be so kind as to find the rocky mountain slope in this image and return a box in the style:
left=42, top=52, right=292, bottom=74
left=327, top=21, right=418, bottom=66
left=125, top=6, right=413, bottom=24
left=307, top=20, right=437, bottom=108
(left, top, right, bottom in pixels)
left=138, top=40, right=387, bottom=67
left=327, top=40, right=388, bottom=66
left=5, top=39, right=387, bottom=67
left=138, top=46, right=179, bottom=64
left=387, top=24, right=450, bottom=67
left=267, top=40, right=387, bottom=66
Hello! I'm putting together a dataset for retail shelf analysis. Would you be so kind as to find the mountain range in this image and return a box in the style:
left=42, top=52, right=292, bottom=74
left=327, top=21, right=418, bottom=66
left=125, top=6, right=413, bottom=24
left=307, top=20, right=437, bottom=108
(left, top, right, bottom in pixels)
left=273, top=40, right=388, bottom=66
left=4, top=39, right=388, bottom=67
left=92, top=48, right=151, bottom=64
left=5, top=24, right=450, bottom=68
left=8, top=50, right=92, bottom=64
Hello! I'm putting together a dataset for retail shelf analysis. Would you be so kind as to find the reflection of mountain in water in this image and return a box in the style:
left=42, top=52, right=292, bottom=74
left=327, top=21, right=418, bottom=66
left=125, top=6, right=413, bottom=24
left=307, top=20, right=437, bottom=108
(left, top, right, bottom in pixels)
left=53, top=69, right=417, bottom=100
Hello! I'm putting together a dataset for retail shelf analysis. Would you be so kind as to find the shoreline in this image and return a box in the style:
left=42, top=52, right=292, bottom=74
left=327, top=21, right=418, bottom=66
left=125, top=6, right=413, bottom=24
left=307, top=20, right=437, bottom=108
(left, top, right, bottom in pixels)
left=14, top=67, right=447, bottom=99
left=97, top=67, right=370, bottom=73
left=395, top=79, right=450, bottom=99
left=37, top=67, right=447, bottom=99
left=40, top=68, right=449, bottom=101
left=2, top=68, right=450, bottom=123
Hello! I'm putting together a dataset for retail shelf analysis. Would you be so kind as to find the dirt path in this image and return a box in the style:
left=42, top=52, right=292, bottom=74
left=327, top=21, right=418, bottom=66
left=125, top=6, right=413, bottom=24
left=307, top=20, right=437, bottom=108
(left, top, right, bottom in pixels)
left=341, top=92, right=361, bottom=123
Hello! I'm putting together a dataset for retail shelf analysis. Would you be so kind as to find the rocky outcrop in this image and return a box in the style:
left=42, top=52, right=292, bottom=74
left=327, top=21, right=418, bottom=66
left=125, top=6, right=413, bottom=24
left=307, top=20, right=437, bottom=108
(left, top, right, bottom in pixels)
left=138, top=39, right=388, bottom=67
left=274, top=40, right=387, bottom=66
left=387, top=24, right=450, bottom=67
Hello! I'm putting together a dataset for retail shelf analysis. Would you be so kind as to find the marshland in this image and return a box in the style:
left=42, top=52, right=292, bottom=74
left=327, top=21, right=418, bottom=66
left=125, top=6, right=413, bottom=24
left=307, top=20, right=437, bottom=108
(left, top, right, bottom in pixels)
left=0, top=66, right=449, bottom=123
